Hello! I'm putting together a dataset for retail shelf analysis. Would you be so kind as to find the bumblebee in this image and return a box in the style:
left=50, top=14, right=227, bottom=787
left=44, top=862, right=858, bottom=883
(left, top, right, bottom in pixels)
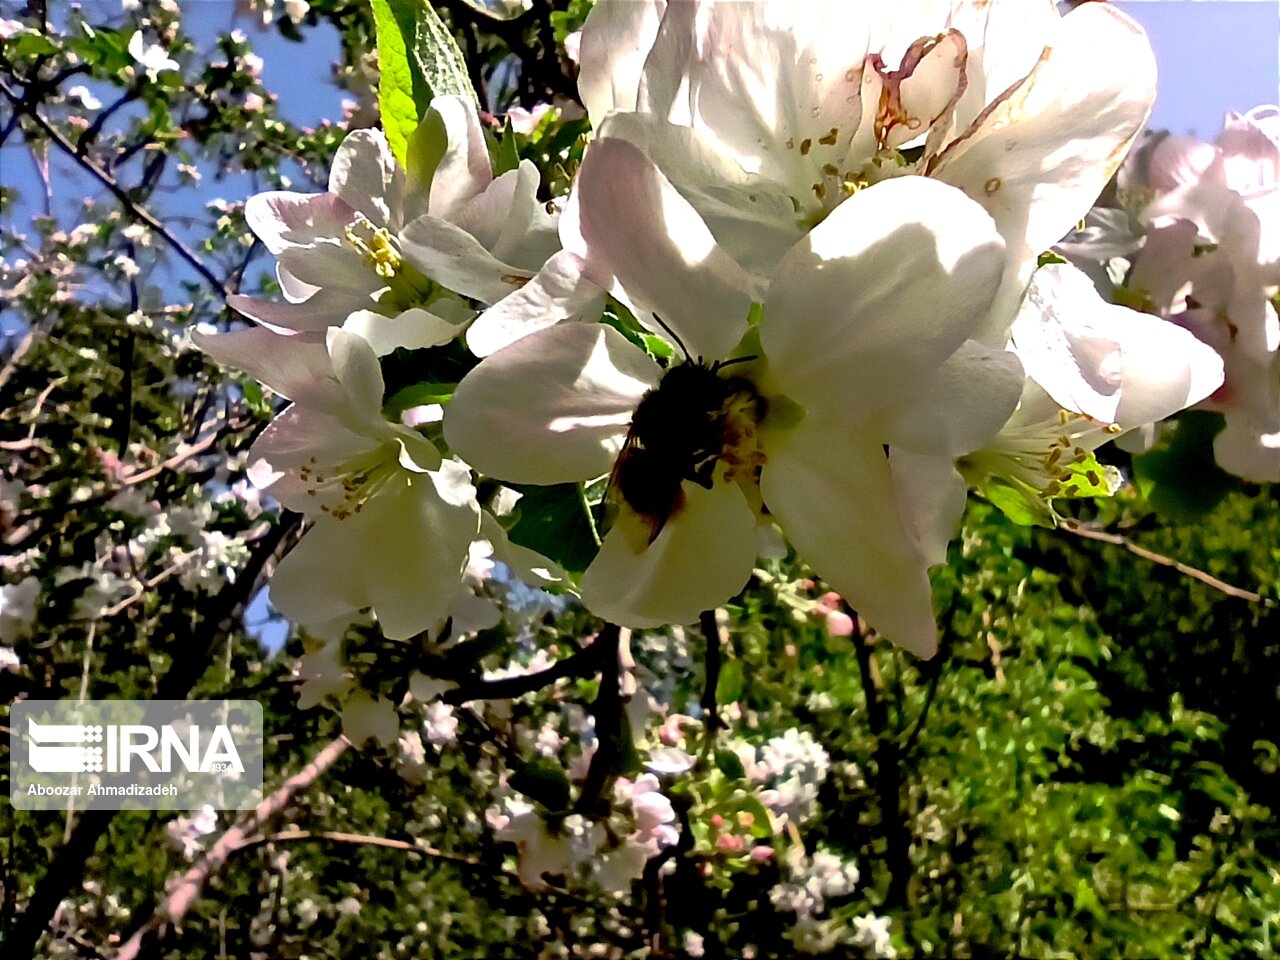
left=604, top=359, right=764, bottom=545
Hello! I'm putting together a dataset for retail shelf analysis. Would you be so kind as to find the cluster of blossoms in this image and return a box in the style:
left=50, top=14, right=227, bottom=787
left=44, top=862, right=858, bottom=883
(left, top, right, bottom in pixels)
left=1060, top=105, right=1280, bottom=481
left=202, top=0, right=1223, bottom=663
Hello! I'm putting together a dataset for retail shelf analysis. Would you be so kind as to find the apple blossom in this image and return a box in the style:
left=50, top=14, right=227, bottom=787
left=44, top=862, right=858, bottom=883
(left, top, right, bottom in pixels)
left=446, top=138, right=1020, bottom=656
left=570, top=0, right=1156, bottom=339
left=194, top=324, right=482, bottom=640
left=231, top=96, right=559, bottom=356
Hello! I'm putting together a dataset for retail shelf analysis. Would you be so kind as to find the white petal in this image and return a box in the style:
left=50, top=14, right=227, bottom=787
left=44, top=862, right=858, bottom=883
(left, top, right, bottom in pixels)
left=877, top=340, right=1025, bottom=457
left=245, top=191, right=355, bottom=255
left=399, top=215, right=530, bottom=305
left=451, top=160, right=560, bottom=271
left=580, top=481, right=757, bottom=628
left=193, top=326, right=340, bottom=410
left=466, top=250, right=605, bottom=357
left=1012, top=262, right=1225, bottom=428
left=342, top=306, right=465, bottom=355
left=328, top=129, right=401, bottom=229
left=932, top=3, right=1156, bottom=260
left=762, top=176, right=1004, bottom=419
left=227, top=288, right=371, bottom=334
left=761, top=416, right=938, bottom=658
left=889, top=449, right=969, bottom=568
left=444, top=323, right=660, bottom=484
left=571, top=138, right=751, bottom=361
left=578, top=0, right=667, bottom=127
left=1215, top=417, right=1280, bottom=483
left=425, top=95, right=493, bottom=221
left=270, top=471, right=479, bottom=641
left=247, top=406, right=380, bottom=510
left=327, top=327, right=386, bottom=419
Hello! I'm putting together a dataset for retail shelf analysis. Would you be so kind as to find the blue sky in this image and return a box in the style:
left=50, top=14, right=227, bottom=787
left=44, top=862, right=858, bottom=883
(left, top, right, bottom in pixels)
left=1115, top=0, right=1279, bottom=137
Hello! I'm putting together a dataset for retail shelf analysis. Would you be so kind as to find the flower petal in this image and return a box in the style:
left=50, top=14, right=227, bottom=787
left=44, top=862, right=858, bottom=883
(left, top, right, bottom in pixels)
left=761, top=416, right=938, bottom=657
left=466, top=250, right=605, bottom=358
left=424, top=95, right=493, bottom=221
left=399, top=214, right=530, bottom=305
left=580, top=481, right=757, bottom=628
left=192, top=326, right=340, bottom=410
left=762, top=176, right=1004, bottom=420
left=270, top=470, right=480, bottom=641
left=578, top=0, right=667, bottom=128
left=227, top=288, right=371, bottom=334
left=570, top=137, right=752, bottom=361
left=876, top=339, right=1025, bottom=457
left=245, top=191, right=355, bottom=256
left=445, top=323, right=660, bottom=484
left=1012, top=262, right=1225, bottom=428
left=328, top=128, right=401, bottom=229
left=342, top=305, right=466, bottom=355
left=932, top=3, right=1156, bottom=261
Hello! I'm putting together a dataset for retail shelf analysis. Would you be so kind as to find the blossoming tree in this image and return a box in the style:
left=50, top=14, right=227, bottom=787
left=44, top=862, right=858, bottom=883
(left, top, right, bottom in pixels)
left=2, top=1, right=1278, bottom=957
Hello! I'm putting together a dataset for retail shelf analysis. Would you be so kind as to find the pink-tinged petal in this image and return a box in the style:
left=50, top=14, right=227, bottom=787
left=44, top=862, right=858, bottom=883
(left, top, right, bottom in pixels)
left=192, top=326, right=340, bottom=410
left=227, top=288, right=371, bottom=334
left=580, top=481, right=757, bottom=629
left=876, top=339, right=1024, bottom=456
left=245, top=191, right=356, bottom=255
left=328, top=128, right=402, bottom=229
left=444, top=323, right=660, bottom=485
left=248, top=405, right=381, bottom=511
left=1012, top=263, right=1224, bottom=429
left=571, top=138, right=752, bottom=360
left=342, top=305, right=466, bottom=355
left=270, top=471, right=479, bottom=641
left=931, top=3, right=1156, bottom=261
left=425, top=95, right=493, bottom=221
left=1215, top=418, right=1280, bottom=484
left=450, top=160, right=559, bottom=271
left=466, top=250, right=605, bottom=358
left=761, top=417, right=937, bottom=658
left=399, top=215, right=529, bottom=305
left=578, top=0, right=667, bottom=128
left=762, top=176, right=1004, bottom=419
left=276, top=244, right=382, bottom=297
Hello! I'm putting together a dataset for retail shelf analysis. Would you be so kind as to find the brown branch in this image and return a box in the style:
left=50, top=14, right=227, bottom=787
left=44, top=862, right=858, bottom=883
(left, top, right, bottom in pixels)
left=1059, top=521, right=1265, bottom=604
left=0, top=78, right=227, bottom=296
left=113, top=737, right=351, bottom=960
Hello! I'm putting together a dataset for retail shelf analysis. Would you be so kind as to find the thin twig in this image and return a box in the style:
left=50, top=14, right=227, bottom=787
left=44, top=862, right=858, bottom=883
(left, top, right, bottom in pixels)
left=113, top=737, right=352, bottom=960
left=1059, top=521, right=1265, bottom=604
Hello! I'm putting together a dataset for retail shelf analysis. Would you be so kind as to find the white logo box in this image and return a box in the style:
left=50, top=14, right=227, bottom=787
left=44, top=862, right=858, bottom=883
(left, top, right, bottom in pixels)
left=10, top=700, right=263, bottom=811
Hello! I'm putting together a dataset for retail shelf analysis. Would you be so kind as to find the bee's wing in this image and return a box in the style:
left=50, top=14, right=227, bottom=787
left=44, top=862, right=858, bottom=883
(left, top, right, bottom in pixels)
left=596, top=431, right=642, bottom=538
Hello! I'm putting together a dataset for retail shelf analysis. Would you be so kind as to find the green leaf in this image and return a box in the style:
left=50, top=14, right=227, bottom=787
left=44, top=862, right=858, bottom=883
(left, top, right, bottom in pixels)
left=8, top=34, right=59, bottom=58
left=371, top=0, right=424, bottom=165
left=492, top=120, right=521, bottom=177
left=510, top=757, right=572, bottom=813
left=715, top=748, right=746, bottom=780
left=370, top=1, right=474, bottom=164
left=382, top=380, right=454, bottom=421
left=505, top=483, right=599, bottom=575
left=716, top=658, right=745, bottom=705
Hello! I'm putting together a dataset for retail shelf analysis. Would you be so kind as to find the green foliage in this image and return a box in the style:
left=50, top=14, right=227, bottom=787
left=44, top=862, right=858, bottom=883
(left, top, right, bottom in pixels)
left=371, top=0, right=475, bottom=164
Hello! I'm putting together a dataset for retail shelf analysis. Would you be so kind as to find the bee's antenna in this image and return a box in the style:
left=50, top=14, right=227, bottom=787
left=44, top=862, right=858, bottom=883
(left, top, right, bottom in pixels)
left=650, top=313, right=692, bottom=362
left=713, top=355, right=758, bottom=371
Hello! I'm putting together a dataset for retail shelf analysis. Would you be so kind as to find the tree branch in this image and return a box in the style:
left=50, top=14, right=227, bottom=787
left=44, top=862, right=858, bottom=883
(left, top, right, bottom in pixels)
left=0, top=78, right=227, bottom=296
left=113, top=736, right=351, bottom=960
left=1059, top=521, right=1265, bottom=604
